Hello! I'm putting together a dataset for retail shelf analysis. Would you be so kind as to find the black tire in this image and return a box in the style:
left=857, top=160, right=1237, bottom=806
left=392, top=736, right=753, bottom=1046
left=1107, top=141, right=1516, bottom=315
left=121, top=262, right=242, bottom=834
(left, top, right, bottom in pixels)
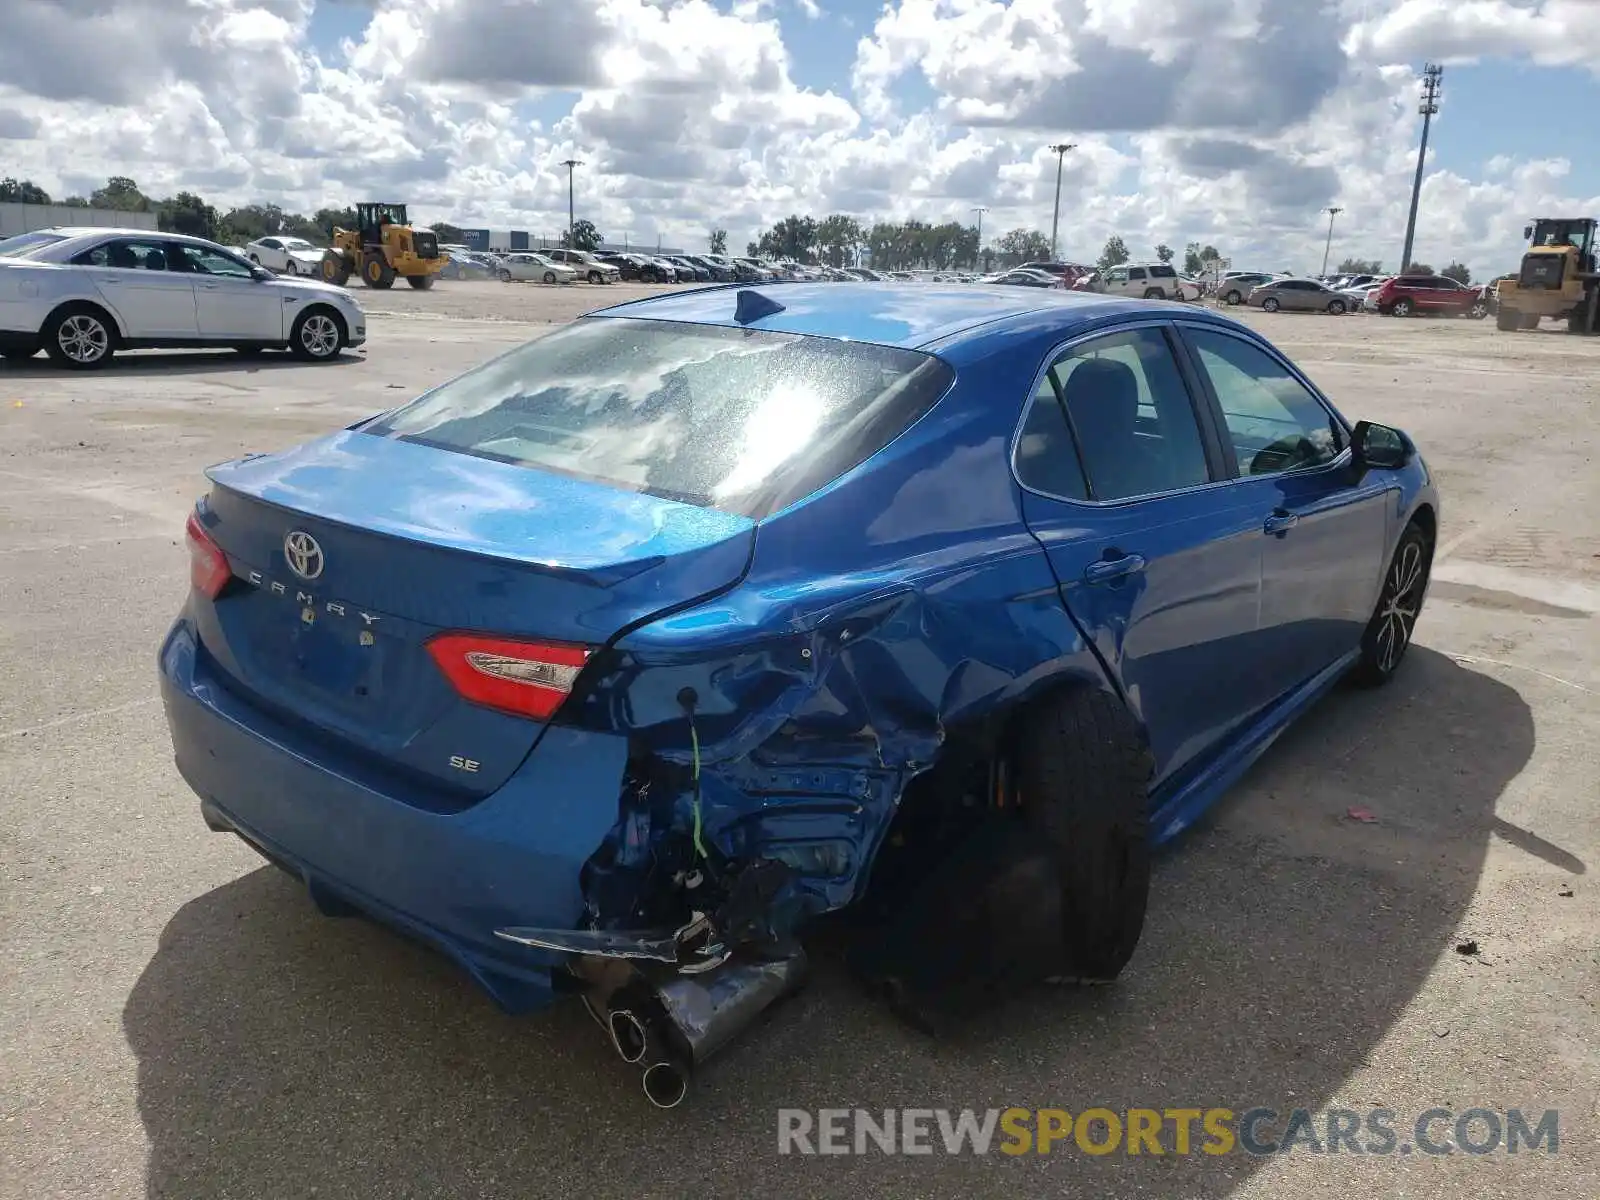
left=321, top=252, right=351, bottom=287
left=288, top=307, right=345, bottom=362
left=498, top=268, right=512, bottom=283
left=1351, top=522, right=1431, bottom=686
left=1262, top=297, right=1281, bottom=312
left=543, top=271, right=557, bottom=284
left=1521, top=313, right=1540, bottom=330
left=1224, top=289, right=1242, bottom=305
left=1467, top=299, right=1488, bottom=320
left=285, top=259, right=299, bottom=276
left=1496, top=309, right=1519, bottom=331
left=1, top=347, right=37, bottom=361
left=406, top=273, right=434, bottom=290
left=587, top=270, right=603, bottom=284
left=42, top=303, right=116, bottom=370
left=248, top=254, right=260, bottom=265
left=1391, top=298, right=1414, bottom=317
left=1143, top=287, right=1163, bottom=300
left=363, top=256, right=396, bottom=289
left=1013, top=689, right=1153, bottom=981
left=1328, top=299, right=1347, bottom=314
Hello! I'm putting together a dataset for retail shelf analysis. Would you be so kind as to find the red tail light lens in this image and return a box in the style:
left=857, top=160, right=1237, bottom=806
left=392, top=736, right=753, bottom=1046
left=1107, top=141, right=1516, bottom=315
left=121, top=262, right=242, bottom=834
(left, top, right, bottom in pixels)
left=426, top=633, right=590, bottom=721
left=185, top=511, right=231, bottom=599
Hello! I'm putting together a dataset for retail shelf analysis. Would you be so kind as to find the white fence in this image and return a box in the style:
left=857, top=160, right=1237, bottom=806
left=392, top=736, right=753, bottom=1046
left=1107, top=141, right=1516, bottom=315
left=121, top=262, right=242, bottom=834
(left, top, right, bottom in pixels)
left=0, top=203, right=160, bottom=237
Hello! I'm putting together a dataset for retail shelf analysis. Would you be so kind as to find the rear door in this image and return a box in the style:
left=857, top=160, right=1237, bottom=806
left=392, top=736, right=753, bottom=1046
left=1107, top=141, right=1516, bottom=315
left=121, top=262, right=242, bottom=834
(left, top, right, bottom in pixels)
left=1014, top=321, right=1267, bottom=784
left=175, top=244, right=286, bottom=341
left=76, top=237, right=198, bottom=338
left=1178, top=323, right=1390, bottom=700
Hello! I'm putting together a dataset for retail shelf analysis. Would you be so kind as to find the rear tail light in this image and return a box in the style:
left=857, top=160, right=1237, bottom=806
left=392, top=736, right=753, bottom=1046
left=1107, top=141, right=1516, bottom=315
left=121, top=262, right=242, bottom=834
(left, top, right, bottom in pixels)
left=185, top=511, right=231, bottom=599
left=426, top=633, right=590, bottom=721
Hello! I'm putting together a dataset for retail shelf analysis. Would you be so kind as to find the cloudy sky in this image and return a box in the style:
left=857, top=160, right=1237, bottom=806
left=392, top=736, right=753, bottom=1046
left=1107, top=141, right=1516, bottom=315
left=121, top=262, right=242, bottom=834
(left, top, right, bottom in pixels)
left=2, top=0, right=1598, bottom=273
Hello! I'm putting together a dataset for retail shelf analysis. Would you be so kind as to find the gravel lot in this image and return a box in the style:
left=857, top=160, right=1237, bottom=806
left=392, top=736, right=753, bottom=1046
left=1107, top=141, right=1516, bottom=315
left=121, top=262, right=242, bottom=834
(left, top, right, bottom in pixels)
left=2, top=281, right=1596, bottom=1200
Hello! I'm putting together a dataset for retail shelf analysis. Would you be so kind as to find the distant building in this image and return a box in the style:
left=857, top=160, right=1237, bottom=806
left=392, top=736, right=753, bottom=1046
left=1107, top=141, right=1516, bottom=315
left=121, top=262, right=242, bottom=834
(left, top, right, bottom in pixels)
left=0, top=203, right=159, bottom=237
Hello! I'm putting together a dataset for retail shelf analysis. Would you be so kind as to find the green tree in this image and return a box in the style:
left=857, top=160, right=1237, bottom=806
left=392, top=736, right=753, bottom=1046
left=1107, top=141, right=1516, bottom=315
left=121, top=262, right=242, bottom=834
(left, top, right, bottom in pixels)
left=708, top=228, right=728, bottom=256
left=0, top=177, right=51, bottom=203
left=59, top=196, right=92, bottom=208
left=157, top=192, right=219, bottom=240
left=753, top=214, right=819, bottom=262
left=1337, top=257, right=1383, bottom=274
left=1184, top=242, right=1222, bottom=276
left=1441, top=261, right=1472, bottom=285
left=994, top=228, right=1051, bottom=267
left=313, top=207, right=358, bottom=239
left=1409, top=262, right=1434, bottom=275
left=90, top=176, right=151, bottom=212
left=561, top=218, right=602, bottom=251
left=430, top=221, right=467, bottom=244
left=1155, top=243, right=1175, bottom=263
left=815, top=214, right=863, bottom=267
left=1097, top=235, right=1130, bottom=271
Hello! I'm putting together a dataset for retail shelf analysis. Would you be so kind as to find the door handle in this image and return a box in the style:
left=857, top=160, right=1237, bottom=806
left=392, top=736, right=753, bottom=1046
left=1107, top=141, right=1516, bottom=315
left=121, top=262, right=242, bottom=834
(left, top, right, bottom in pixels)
left=197, top=282, right=220, bottom=290
left=1264, top=509, right=1300, bottom=536
left=1084, top=552, right=1147, bottom=584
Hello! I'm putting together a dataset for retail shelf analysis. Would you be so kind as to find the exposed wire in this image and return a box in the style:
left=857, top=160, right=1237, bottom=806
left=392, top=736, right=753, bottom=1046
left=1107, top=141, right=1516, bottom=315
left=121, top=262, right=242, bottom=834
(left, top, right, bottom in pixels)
left=690, top=719, right=708, bottom=860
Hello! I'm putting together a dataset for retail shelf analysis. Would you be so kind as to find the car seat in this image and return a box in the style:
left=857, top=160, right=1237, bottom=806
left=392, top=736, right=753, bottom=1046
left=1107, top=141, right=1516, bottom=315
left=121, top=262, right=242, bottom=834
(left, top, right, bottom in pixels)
left=1059, top=358, right=1162, bottom=500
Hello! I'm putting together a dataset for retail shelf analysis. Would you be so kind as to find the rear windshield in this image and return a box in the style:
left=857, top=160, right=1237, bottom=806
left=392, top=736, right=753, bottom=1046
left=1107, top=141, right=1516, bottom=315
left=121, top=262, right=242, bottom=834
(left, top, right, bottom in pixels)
left=360, top=316, right=954, bottom=518
left=0, top=231, right=68, bottom=258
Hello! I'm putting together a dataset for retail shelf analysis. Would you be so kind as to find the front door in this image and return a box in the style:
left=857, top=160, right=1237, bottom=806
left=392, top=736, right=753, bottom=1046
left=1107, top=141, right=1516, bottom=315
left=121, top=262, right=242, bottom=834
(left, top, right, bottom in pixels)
left=76, top=238, right=198, bottom=338
left=1181, top=324, right=1391, bottom=701
left=174, top=244, right=286, bottom=342
left=1014, top=323, right=1265, bottom=785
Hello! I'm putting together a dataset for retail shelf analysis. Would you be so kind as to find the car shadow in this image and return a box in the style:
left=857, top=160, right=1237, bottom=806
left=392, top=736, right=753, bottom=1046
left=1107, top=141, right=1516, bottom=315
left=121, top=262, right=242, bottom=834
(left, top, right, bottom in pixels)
left=124, top=647, right=1529, bottom=1198
left=0, top=351, right=363, bottom=378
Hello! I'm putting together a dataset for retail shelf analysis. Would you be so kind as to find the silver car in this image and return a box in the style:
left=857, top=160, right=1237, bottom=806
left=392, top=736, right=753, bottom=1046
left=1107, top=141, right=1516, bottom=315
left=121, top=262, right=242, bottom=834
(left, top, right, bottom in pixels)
left=496, top=253, right=576, bottom=284
left=1245, top=277, right=1351, bottom=314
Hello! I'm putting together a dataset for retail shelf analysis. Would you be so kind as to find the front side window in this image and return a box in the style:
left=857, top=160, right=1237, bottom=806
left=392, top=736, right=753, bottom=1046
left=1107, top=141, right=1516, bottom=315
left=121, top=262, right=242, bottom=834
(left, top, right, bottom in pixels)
left=1128, top=267, right=1147, bottom=281
left=174, top=245, right=255, bottom=278
left=1016, top=327, right=1211, bottom=502
left=361, top=317, right=954, bottom=518
left=1188, top=329, right=1344, bottom=476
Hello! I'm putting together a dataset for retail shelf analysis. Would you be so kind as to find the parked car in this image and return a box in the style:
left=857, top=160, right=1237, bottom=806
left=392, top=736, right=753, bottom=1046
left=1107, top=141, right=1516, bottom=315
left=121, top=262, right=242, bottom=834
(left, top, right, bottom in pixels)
left=734, top=257, right=777, bottom=281
left=159, top=283, right=1436, bottom=1106
left=1213, top=273, right=1280, bottom=305
left=438, top=251, right=491, bottom=281
left=991, top=268, right=1064, bottom=288
left=544, top=249, right=621, bottom=284
left=1246, top=277, right=1352, bottom=314
left=1094, top=263, right=1198, bottom=301
left=244, top=236, right=326, bottom=276
left=599, top=254, right=676, bottom=283
left=1371, top=275, right=1491, bottom=319
left=497, top=253, right=577, bottom=284
left=681, top=255, right=732, bottom=282
left=0, top=228, right=365, bottom=368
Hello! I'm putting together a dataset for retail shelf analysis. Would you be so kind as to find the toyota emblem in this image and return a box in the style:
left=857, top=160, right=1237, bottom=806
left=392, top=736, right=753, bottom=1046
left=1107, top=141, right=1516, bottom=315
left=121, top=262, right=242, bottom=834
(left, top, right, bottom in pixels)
left=283, top=530, right=325, bottom=580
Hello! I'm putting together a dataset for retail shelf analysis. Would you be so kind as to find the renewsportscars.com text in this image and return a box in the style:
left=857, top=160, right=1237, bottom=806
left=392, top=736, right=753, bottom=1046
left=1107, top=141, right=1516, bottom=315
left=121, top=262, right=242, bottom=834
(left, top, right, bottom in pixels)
left=776, top=1106, right=1560, bottom=1157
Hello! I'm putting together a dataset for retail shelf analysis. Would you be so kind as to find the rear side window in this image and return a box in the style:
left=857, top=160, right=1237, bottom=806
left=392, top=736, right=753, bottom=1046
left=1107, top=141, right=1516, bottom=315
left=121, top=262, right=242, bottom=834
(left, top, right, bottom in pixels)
left=1150, top=265, right=1176, bottom=278
left=362, top=317, right=954, bottom=518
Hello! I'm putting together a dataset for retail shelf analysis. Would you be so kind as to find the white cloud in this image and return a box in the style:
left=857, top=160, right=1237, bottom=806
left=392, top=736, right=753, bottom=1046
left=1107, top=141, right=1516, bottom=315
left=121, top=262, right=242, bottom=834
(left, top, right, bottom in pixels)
left=0, top=0, right=1595, bottom=274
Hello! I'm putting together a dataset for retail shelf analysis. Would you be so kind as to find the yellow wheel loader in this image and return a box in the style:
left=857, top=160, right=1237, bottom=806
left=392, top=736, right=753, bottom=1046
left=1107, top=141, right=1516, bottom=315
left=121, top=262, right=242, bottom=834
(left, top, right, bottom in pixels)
left=319, top=203, right=445, bottom=291
left=1494, top=217, right=1600, bottom=334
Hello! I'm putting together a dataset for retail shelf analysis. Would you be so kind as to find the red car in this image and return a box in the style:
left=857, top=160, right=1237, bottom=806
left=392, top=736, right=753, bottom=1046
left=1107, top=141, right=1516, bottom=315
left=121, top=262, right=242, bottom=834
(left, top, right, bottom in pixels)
left=1374, top=274, right=1491, bottom=319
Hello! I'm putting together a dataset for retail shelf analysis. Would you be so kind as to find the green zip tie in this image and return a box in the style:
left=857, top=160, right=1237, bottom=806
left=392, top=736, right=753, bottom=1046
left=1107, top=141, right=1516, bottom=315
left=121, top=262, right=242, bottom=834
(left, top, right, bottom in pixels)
left=690, top=720, right=708, bottom=860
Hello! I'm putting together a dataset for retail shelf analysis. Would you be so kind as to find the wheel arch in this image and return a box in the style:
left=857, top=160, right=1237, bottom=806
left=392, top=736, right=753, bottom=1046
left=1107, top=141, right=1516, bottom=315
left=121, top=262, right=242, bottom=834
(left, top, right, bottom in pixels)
left=295, top=301, right=348, bottom=340
left=41, top=297, right=125, bottom=343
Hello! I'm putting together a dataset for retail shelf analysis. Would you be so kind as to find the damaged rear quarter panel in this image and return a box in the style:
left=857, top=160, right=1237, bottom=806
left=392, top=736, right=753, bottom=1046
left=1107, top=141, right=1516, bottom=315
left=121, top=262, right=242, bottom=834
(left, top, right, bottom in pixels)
left=570, top=323, right=1121, bottom=921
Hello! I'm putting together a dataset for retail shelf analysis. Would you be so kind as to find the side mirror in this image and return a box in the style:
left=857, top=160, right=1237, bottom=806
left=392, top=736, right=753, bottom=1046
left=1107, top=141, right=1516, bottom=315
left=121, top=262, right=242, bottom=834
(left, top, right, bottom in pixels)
left=1350, top=420, right=1414, bottom=471
left=250, top=266, right=274, bottom=282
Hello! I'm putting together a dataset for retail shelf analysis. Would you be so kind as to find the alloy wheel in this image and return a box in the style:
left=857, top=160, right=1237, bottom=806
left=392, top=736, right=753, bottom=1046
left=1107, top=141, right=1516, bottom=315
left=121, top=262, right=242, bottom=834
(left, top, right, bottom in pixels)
left=1374, top=539, right=1426, bottom=673
left=299, top=313, right=340, bottom=358
left=58, top=314, right=109, bottom=363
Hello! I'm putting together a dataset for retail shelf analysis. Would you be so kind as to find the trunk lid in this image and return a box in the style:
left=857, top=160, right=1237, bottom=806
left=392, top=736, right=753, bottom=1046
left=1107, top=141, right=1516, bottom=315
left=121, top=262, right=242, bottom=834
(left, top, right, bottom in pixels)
left=192, top=431, right=753, bottom=798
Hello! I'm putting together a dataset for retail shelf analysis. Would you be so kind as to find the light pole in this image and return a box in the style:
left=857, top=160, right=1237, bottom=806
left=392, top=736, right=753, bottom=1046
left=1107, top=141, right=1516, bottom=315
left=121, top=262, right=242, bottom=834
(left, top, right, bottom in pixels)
left=972, top=205, right=988, bottom=268
left=1320, top=206, right=1343, bottom=277
left=561, top=158, right=583, bottom=249
left=1048, top=142, right=1077, bottom=261
left=1400, top=64, right=1442, bottom=272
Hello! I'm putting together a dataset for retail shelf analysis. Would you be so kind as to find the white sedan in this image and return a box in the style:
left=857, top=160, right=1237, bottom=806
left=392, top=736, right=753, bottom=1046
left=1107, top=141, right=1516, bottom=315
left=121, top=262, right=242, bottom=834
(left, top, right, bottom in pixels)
left=495, top=253, right=576, bottom=284
left=0, top=227, right=366, bottom=369
left=243, top=235, right=326, bottom=276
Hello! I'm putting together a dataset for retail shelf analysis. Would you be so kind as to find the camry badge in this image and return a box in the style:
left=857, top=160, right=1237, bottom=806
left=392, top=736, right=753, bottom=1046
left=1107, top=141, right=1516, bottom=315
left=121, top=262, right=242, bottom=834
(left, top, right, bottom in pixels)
left=284, top=530, right=325, bottom=581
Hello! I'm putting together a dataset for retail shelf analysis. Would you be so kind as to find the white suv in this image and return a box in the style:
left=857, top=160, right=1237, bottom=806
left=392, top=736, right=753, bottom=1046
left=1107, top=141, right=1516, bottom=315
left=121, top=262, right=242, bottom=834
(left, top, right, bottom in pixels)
left=544, top=249, right=620, bottom=284
left=1101, top=263, right=1200, bottom=301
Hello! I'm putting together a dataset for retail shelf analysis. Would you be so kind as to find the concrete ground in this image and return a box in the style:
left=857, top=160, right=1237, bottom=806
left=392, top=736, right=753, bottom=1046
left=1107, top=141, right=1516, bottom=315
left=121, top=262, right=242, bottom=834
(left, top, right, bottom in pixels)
left=1, top=281, right=1595, bottom=1199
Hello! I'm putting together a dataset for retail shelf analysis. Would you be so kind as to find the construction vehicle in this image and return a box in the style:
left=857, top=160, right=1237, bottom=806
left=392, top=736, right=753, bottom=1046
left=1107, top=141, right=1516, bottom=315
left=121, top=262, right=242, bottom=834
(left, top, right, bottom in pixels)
left=320, top=203, right=445, bottom=290
left=1494, top=217, right=1600, bottom=334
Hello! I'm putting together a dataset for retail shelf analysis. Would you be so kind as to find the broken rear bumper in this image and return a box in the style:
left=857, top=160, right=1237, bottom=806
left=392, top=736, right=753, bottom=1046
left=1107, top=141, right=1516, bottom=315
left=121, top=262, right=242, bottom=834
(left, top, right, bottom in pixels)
left=158, top=616, right=627, bottom=1013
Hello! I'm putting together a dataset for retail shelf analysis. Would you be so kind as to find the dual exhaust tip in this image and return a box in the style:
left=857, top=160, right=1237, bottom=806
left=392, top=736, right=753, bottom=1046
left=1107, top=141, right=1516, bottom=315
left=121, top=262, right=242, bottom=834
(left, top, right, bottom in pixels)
left=608, top=1008, right=689, bottom=1110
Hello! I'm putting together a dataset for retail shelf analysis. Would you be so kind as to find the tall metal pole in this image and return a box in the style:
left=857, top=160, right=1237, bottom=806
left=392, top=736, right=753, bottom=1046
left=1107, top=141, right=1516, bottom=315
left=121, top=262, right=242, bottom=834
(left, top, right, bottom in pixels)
left=1400, top=65, right=1441, bottom=272
left=1048, top=142, right=1076, bottom=260
left=972, top=205, right=988, bottom=268
left=561, top=158, right=583, bottom=248
left=1320, top=206, right=1343, bottom=277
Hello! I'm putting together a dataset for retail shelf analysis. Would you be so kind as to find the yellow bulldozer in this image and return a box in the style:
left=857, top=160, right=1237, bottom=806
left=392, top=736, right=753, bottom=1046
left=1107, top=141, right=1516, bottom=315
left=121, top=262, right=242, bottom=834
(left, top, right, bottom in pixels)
left=1494, top=216, right=1600, bottom=334
left=320, top=203, right=445, bottom=290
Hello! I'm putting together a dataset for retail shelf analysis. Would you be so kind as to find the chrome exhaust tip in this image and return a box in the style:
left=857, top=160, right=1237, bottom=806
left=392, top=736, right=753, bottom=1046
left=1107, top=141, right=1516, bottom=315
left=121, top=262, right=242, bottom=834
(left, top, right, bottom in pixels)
left=642, top=1060, right=689, bottom=1109
left=608, top=1009, right=649, bottom=1064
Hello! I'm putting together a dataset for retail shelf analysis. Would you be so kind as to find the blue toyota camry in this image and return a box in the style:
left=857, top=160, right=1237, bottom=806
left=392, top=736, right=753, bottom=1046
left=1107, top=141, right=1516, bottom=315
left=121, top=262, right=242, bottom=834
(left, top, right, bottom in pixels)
left=160, top=283, right=1436, bottom=1105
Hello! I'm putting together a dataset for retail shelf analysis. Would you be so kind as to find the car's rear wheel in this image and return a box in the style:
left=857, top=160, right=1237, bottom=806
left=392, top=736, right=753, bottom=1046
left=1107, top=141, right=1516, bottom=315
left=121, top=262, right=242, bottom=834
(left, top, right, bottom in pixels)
left=43, top=304, right=116, bottom=370
left=1262, top=296, right=1281, bottom=312
left=1327, top=298, right=1347, bottom=314
left=288, top=307, right=344, bottom=362
left=1352, top=521, right=1431, bottom=686
left=499, top=268, right=512, bottom=283
left=1224, top=289, right=1242, bottom=305
left=1391, top=298, right=1414, bottom=317
left=1143, top=287, right=1163, bottom=299
left=587, top=270, right=603, bottom=283
left=1014, top=689, right=1153, bottom=981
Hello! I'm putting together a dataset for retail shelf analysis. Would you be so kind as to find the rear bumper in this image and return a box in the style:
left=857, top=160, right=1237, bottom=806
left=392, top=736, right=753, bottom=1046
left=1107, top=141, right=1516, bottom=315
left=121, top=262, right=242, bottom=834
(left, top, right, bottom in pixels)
left=158, top=615, right=627, bottom=1013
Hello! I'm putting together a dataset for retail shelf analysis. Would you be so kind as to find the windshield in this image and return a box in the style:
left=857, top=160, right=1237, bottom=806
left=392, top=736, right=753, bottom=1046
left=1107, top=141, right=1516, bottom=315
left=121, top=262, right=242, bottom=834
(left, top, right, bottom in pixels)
left=282, top=238, right=314, bottom=250
left=359, top=316, right=954, bottom=518
left=0, top=231, right=69, bottom=258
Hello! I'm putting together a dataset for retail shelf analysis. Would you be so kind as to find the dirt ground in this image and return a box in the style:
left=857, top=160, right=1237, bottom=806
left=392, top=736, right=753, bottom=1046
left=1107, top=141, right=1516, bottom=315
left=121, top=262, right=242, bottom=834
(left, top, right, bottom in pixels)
left=1, top=281, right=1596, bottom=1200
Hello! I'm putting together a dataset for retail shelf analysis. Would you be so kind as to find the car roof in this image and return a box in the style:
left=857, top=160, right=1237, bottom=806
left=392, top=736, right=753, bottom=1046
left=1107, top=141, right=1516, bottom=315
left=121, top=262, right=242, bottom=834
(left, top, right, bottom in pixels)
left=589, top=282, right=1210, bottom=349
